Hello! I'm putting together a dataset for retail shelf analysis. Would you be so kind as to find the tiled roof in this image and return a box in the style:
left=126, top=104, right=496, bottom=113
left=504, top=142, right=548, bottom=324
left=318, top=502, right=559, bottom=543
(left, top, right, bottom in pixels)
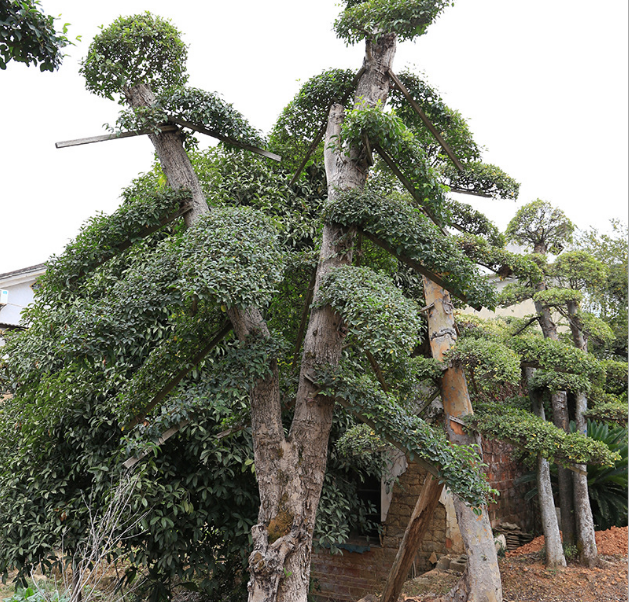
left=0, top=263, right=46, bottom=281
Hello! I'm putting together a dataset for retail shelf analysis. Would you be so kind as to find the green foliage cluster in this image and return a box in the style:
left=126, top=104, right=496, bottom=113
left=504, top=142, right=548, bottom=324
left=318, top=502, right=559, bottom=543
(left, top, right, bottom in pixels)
left=443, top=162, right=520, bottom=200
left=269, top=68, right=356, bottom=171
left=173, top=207, right=285, bottom=309
left=325, top=189, right=497, bottom=309
left=41, top=188, right=188, bottom=294
left=505, top=199, right=574, bottom=254
left=446, top=338, right=521, bottom=390
left=509, top=334, right=601, bottom=384
left=339, top=103, right=447, bottom=221
left=317, top=368, right=496, bottom=508
left=0, top=0, right=69, bottom=71
left=532, top=287, right=582, bottom=307
left=80, top=12, right=188, bottom=100
left=445, top=199, right=504, bottom=246
left=584, top=400, right=628, bottom=426
left=317, top=266, right=423, bottom=360
left=113, top=86, right=263, bottom=147
left=334, top=0, right=452, bottom=44
left=552, top=250, right=608, bottom=292
left=456, top=233, right=542, bottom=281
left=528, top=369, right=591, bottom=395
left=465, top=403, right=620, bottom=468
left=601, top=359, right=629, bottom=396
left=572, top=221, right=628, bottom=359
left=388, top=70, right=482, bottom=164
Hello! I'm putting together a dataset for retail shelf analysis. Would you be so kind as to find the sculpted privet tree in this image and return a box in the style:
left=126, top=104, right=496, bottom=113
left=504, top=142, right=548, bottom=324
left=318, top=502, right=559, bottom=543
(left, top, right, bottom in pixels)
left=505, top=200, right=578, bottom=548
left=499, top=200, right=627, bottom=566
left=76, top=6, right=503, bottom=601
left=1, top=5, right=541, bottom=602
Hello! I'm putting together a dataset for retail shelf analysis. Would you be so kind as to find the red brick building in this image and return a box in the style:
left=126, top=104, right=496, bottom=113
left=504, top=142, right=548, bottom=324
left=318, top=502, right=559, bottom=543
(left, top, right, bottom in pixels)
left=311, top=438, right=533, bottom=601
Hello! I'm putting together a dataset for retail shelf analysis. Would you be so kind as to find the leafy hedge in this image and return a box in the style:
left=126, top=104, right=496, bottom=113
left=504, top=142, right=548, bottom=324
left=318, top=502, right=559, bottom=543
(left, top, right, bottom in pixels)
left=325, top=189, right=497, bottom=309
left=465, top=403, right=621, bottom=467
left=317, top=265, right=423, bottom=361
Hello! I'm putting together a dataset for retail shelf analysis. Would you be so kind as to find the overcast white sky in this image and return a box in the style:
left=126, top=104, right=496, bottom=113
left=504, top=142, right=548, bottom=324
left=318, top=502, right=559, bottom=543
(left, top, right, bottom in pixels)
left=1, top=0, right=627, bottom=274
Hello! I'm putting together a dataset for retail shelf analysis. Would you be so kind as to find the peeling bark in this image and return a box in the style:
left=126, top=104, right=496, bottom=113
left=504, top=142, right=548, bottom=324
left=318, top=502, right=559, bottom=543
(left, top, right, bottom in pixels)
left=423, top=277, right=502, bottom=602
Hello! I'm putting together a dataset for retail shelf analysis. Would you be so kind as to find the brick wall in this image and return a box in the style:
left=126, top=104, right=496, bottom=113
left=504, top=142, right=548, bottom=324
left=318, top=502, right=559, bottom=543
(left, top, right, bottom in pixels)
left=311, top=439, right=534, bottom=601
left=311, top=463, right=446, bottom=601
left=482, top=437, right=534, bottom=531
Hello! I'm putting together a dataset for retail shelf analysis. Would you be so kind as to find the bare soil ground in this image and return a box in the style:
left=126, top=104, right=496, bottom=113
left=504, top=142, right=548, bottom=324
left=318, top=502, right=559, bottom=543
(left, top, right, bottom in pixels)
left=400, top=527, right=628, bottom=602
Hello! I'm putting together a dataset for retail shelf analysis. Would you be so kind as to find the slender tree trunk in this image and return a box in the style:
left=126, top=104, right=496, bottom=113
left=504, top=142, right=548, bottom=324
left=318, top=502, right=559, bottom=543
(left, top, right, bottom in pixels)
left=525, top=368, right=566, bottom=568
left=124, top=84, right=208, bottom=225
left=533, top=292, right=576, bottom=546
left=566, top=301, right=598, bottom=567
left=423, top=277, right=502, bottom=602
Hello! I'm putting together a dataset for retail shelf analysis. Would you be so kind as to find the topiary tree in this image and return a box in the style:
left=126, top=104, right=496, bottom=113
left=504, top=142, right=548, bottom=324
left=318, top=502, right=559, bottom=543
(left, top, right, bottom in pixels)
left=500, top=201, right=628, bottom=567
left=0, top=4, right=559, bottom=601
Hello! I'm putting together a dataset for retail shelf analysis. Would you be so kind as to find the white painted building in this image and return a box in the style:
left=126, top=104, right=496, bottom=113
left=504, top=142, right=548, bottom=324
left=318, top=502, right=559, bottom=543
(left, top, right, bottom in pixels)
left=0, top=263, right=46, bottom=334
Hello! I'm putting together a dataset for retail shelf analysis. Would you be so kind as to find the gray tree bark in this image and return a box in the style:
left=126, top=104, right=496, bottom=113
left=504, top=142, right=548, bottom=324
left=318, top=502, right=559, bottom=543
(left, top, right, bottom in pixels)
left=423, top=277, right=502, bottom=602
left=566, top=301, right=598, bottom=567
left=525, top=368, right=566, bottom=568
left=533, top=286, right=576, bottom=547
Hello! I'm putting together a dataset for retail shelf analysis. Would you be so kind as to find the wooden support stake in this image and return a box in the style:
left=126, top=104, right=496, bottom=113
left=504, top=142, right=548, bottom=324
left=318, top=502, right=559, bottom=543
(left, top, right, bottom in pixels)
left=388, top=69, right=464, bottom=172
left=123, top=419, right=190, bottom=469
left=373, top=144, right=446, bottom=234
left=360, top=230, right=475, bottom=308
left=448, top=188, right=492, bottom=199
left=289, top=125, right=327, bottom=186
left=289, top=66, right=366, bottom=185
left=333, top=396, right=442, bottom=482
left=166, top=117, right=281, bottom=162
left=55, top=125, right=178, bottom=149
left=366, top=350, right=388, bottom=392
left=380, top=474, right=445, bottom=602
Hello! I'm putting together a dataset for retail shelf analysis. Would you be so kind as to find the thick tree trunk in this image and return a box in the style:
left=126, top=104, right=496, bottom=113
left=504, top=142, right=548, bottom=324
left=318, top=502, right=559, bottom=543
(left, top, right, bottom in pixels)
left=566, top=301, right=598, bottom=567
left=380, top=475, right=444, bottom=602
left=533, top=294, right=576, bottom=546
left=526, top=368, right=566, bottom=568
left=249, top=34, right=398, bottom=601
left=423, top=277, right=502, bottom=602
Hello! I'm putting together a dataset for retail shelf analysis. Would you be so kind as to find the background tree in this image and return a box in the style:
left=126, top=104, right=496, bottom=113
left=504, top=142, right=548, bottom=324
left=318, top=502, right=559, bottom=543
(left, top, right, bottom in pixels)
left=571, top=220, right=628, bottom=361
left=0, top=0, right=70, bottom=71
left=504, top=199, right=578, bottom=548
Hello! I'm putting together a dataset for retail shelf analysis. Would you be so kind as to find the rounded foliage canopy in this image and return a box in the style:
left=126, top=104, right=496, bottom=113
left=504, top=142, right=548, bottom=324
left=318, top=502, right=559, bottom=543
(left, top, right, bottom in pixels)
left=80, top=12, right=188, bottom=101
left=505, top=199, right=574, bottom=255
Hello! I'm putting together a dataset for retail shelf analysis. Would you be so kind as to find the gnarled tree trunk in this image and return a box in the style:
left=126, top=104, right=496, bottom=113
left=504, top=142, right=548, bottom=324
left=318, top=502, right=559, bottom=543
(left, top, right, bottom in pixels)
left=423, top=277, right=502, bottom=602
left=247, top=32, right=397, bottom=601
